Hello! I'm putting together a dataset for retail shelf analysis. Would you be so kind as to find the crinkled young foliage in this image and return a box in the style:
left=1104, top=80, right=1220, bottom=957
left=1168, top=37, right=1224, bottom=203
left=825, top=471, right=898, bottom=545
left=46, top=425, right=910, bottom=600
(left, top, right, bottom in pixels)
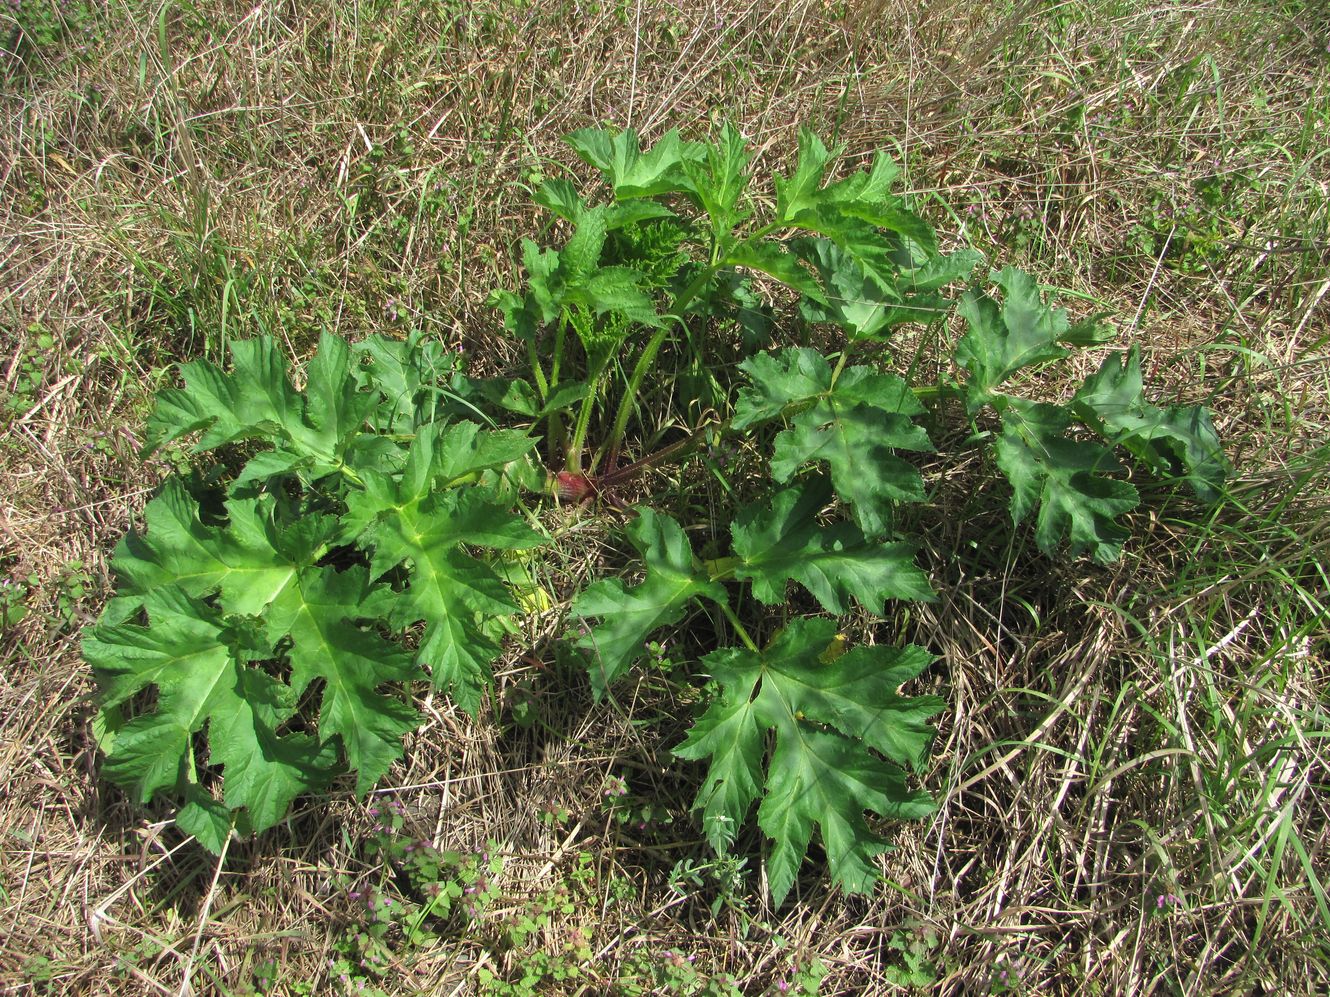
left=87, top=332, right=544, bottom=850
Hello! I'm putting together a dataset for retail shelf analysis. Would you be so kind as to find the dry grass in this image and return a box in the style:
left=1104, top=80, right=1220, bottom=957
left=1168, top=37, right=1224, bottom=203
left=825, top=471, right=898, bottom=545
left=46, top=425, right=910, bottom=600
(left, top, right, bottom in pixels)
left=2, top=0, right=1327, bottom=993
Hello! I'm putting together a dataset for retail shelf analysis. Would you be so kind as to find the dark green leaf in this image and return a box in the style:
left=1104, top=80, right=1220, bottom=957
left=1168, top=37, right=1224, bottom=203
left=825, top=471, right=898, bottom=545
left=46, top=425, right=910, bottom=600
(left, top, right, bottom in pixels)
left=676, top=620, right=939, bottom=904
left=571, top=509, right=726, bottom=698
left=732, top=479, right=934, bottom=613
left=995, top=401, right=1139, bottom=562
left=955, top=268, right=1071, bottom=410
left=1071, top=347, right=1227, bottom=500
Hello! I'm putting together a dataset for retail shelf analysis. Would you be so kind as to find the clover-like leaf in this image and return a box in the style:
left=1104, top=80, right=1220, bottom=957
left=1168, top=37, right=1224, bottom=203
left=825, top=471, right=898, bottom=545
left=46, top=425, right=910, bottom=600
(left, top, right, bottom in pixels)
left=571, top=508, right=726, bottom=698
left=675, top=620, right=941, bottom=903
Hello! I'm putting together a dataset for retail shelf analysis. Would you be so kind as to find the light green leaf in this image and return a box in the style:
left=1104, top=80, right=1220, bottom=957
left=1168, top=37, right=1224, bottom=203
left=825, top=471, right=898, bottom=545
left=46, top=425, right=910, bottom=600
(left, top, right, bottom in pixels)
left=680, top=122, right=753, bottom=244
left=105, top=479, right=330, bottom=622
left=354, top=331, right=460, bottom=433
left=265, top=565, right=420, bottom=794
left=147, top=335, right=376, bottom=479
left=565, top=127, right=705, bottom=200
left=734, top=348, right=838, bottom=429
left=346, top=432, right=543, bottom=714
left=774, top=129, right=834, bottom=223
left=725, top=239, right=827, bottom=304
left=85, top=588, right=338, bottom=835
left=146, top=337, right=305, bottom=454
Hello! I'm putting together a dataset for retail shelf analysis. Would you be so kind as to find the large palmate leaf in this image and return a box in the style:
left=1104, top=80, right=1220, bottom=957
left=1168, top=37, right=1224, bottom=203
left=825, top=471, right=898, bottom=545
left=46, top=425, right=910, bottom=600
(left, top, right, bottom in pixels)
left=101, top=478, right=333, bottom=624
left=262, top=565, right=420, bottom=795
left=571, top=509, right=726, bottom=697
left=675, top=620, right=941, bottom=904
left=995, top=400, right=1139, bottom=563
left=954, top=268, right=1073, bottom=411
left=86, top=587, right=341, bottom=838
left=737, top=348, right=931, bottom=536
left=146, top=333, right=378, bottom=480
left=343, top=422, right=544, bottom=715
left=731, top=478, right=934, bottom=613
left=1071, top=346, right=1227, bottom=501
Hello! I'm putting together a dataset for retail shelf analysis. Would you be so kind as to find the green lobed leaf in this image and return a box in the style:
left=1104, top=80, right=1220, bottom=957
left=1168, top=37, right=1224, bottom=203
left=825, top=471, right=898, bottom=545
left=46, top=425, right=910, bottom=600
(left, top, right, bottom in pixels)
left=797, top=239, right=981, bottom=338
left=354, top=331, right=460, bottom=434
left=343, top=423, right=544, bottom=715
left=769, top=402, right=932, bottom=536
left=734, top=347, right=923, bottom=429
left=85, top=587, right=339, bottom=835
left=774, top=130, right=935, bottom=286
left=955, top=268, right=1072, bottom=411
left=146, top=335, right=378, bottom=481
left=102, top=479, right=332, bottom=625
left=731, top=478, right=935, bottom=614
left=1070, top=346, right=1227, bottom=501
left=736, top=348, right=929, bottom=536
left=675, top=620, right=940, bottom=904
left=724, top=238, right=827, bottom=305
left=571, top=508, right=726, bottom=698
left=680, top=122, right=753, bottom=246
left=565, top=127, right=706, bottom=200
left=263, top=565, right=420, bottom=795
left=994, top=400, right=1139, bottom=563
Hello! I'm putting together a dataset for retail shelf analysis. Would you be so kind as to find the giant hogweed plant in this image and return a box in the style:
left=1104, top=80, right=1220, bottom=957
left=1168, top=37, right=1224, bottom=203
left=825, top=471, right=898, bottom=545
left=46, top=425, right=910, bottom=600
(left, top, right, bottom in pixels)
left=85, top=126, right=1226, bottom=903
